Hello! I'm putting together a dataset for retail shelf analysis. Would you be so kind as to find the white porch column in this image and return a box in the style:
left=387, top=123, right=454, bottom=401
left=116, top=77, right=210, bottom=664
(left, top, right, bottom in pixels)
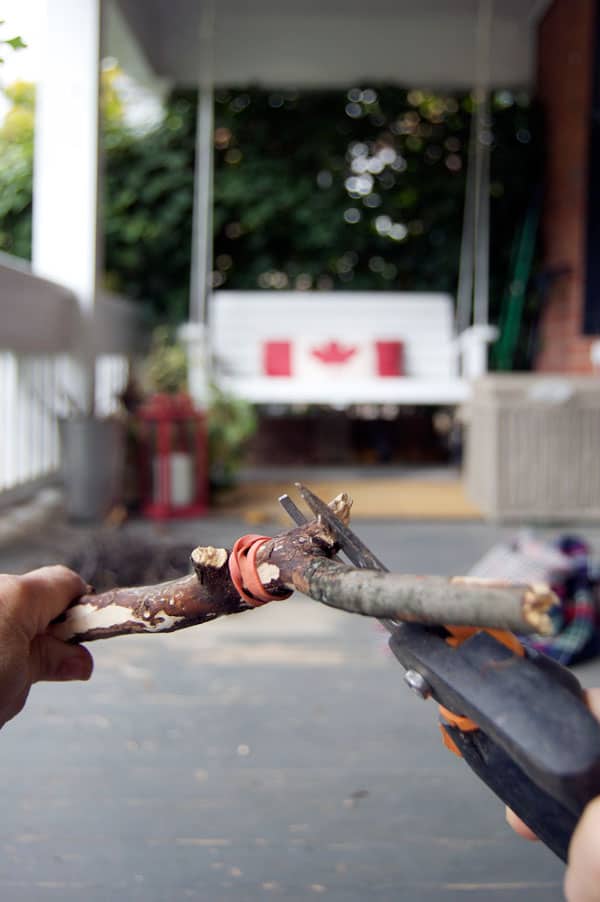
left=182, top=0, right=215, bottom=411
left=32, top=0, right=103, bottom=414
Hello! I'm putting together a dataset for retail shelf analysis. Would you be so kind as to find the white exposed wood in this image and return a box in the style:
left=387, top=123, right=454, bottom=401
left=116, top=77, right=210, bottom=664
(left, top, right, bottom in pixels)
left=257, top=562, right=281, bottom=584
left=51, top=601, right=186, bottom=642
left=191, top=546, right=229, bottom=569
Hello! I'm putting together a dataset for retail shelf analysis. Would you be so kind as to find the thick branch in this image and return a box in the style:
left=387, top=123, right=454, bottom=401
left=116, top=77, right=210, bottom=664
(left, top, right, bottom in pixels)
left=50, top=547, right=246, bottom=643
left=50, top=502, right=345, bottom=643
left=49, top=492, right=556, bottom=643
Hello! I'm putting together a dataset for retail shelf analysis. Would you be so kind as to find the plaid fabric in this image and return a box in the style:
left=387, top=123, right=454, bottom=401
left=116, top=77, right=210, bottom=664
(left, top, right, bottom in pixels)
left=526, top=537, right=599, bottom=666
left=469, top=534, right=600, bottom=666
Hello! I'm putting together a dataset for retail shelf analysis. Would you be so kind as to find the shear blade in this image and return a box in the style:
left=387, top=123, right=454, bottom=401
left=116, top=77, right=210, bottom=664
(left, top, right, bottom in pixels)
left=295, top=483, right=389, bottom=573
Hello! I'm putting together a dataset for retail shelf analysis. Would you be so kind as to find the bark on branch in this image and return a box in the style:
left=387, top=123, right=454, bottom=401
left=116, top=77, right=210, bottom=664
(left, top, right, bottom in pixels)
left=50, top=493, right=557, bottom=643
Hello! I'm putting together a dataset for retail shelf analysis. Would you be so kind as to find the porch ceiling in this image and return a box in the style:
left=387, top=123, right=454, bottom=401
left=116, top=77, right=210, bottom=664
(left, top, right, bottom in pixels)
left=114, top=0, right=552, bottom=89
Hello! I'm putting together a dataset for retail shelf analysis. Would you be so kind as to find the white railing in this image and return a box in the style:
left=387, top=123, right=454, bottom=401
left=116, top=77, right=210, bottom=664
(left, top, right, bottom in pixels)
left=0, top=352, right=130, bottom=495
left=0, top=254, right=144, bottom=501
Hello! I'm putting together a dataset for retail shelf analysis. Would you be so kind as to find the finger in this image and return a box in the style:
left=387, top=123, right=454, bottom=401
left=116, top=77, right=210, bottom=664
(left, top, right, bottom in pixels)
left=505, top=807, right=539, bottom=841
left=584, top=688, right=600, bottom=721
left=29, top=634, right=94, bottom=683
left=1, top=566, right=87, bottom=637
left=565, top=796, right=600, bottom=901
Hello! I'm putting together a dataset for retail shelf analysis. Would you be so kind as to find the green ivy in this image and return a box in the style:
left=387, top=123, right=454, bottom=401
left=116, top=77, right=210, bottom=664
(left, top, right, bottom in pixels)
left=207, top=385, right=258, bottom=490
left=102, top=85, right=542, bottom=353
left=210, top=86, right=542, bottom=320
left=0, top=80, right=543, bottom=366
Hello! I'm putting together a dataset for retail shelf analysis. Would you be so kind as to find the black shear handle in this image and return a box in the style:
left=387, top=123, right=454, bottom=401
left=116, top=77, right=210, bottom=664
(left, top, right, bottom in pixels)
left=444, top=724, right=578, bottom=862
left=389, top=626, right=600, bottom=863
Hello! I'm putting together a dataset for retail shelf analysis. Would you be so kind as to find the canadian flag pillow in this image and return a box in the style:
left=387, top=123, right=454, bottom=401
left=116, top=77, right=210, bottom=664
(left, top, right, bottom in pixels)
left=263, top=339, right=404, bottom=378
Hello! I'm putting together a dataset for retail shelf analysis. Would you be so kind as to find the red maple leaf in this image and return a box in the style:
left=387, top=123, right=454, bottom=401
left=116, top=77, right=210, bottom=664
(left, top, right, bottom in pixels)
left=311, top=341, right=358, bottom=364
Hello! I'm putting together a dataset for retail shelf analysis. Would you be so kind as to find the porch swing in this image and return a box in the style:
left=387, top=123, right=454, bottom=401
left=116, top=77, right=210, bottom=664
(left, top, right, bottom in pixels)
left=188, top=0, right=499, bottom=409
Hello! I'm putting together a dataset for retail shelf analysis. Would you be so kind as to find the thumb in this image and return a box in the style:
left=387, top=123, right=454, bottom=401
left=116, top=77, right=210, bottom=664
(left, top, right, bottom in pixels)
left=565, top=796, right=600, bottom=901
left=29, top=635, right=94, bottom=683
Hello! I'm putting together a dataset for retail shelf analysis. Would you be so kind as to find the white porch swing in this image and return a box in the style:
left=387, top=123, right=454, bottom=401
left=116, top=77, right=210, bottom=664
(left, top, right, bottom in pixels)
left=182, top=0, right=499, bottom=409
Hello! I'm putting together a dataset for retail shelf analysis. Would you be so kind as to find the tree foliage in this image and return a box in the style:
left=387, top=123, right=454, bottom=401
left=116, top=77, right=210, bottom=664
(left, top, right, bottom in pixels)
left=210, top=86, right=541, bottom=314
left=0, top=77, right=542, bottom=347
left=102, top=84, right=541, bottom=332
left=0, top=79, right=33, bottom=258
left=0, top=21, right=26, bottom=65
left=0, top=65, right=129, bottom=261
left=103, top=92, right=196, bottom=320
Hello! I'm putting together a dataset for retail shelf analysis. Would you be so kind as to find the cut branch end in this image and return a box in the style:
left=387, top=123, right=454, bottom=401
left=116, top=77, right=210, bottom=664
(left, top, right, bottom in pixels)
left=523, top=583, right=559, bottom=636
left=191, top=546, right=229, bottom=570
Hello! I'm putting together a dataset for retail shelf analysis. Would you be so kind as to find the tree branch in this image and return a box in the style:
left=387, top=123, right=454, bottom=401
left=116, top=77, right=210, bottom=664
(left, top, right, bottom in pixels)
left=49, top=493, right=556, bottom=643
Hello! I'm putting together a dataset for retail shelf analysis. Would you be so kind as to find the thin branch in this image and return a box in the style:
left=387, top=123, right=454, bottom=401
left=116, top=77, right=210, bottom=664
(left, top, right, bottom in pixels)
left=294, top=563, right=555, bottom=635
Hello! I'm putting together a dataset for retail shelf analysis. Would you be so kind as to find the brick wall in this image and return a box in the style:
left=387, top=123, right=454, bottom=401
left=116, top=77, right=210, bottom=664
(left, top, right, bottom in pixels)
left=535, top=0, right=597, bottom=372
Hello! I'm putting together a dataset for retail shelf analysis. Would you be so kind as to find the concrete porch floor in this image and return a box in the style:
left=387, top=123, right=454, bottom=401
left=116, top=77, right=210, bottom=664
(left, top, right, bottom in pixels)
left=214, top=467, right=481, bottom=523
left=0, top=510, right=599, bottom=901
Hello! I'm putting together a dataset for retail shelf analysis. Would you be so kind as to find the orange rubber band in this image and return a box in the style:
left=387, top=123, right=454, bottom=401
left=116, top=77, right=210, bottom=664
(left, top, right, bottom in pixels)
left=228, top=534, right=292, bottom=607
left=438, top=626, right=525, bottom=757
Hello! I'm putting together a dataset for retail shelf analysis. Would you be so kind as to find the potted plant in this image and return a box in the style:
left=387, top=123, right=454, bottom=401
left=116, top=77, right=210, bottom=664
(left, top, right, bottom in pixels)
left=141, top=326, right=258, bottom=500
left=207, top=385, right=257, bottom=493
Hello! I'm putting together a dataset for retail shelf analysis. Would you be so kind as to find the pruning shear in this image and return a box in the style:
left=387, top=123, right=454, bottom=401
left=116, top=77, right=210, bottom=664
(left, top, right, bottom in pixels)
left=279, top=485, right=600, bottom=863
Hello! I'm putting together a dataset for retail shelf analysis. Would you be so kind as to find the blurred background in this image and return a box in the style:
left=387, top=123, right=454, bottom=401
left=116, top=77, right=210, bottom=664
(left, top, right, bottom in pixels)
left=1, top=1, right=600, bottom=900
left=2, top=0, right=598, bottom=524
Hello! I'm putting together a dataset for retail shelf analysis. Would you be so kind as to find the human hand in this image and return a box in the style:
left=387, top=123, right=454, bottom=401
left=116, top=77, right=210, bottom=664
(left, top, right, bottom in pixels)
left=0, top=566, right=93, bottom=729
left=507, top=689, right=600, bottom=901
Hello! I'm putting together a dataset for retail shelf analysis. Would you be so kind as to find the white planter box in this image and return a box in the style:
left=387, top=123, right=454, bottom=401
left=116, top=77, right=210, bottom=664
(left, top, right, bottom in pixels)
left=465, top=375, right=600, bottom=521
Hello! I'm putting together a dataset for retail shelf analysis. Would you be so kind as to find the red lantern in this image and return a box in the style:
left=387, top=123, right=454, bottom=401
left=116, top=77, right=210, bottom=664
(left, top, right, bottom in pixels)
left=138, top=393, right=208, bottom=519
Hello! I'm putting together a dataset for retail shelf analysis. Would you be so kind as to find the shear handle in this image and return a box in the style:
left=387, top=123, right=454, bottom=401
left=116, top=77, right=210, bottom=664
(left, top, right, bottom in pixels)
left=389, top=624, right=600, bottom=817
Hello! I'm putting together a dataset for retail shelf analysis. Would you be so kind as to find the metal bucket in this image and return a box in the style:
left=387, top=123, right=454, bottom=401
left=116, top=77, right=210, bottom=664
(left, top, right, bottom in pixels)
left=59, top=417, right=124, bottom=521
